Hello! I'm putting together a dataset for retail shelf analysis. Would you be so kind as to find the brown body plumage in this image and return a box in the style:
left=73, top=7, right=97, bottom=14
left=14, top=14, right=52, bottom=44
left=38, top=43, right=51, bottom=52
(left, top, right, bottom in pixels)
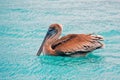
left=37, top=24, right=104, bottom=57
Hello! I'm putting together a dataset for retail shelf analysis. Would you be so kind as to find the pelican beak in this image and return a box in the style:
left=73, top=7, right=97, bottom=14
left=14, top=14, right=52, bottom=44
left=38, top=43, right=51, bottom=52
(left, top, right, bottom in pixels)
left=36, top=27, right=57, bottom=56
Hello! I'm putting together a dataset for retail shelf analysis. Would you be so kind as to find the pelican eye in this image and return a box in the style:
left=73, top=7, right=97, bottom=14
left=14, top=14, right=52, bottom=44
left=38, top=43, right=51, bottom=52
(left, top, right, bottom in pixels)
left=47, top=27, right=57, bottom=36
left=49, top=27, right=56, bottom=31
left=49, top=29, right=54, bottom=32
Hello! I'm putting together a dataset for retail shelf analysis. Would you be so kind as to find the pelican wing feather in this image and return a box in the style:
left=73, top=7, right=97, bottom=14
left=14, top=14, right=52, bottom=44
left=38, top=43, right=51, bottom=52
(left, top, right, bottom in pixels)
left=52, top=34, right=103, bottom=55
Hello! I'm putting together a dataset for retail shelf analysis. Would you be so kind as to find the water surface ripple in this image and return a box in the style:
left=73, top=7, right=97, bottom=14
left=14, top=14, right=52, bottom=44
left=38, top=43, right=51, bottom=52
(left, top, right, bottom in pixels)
left=0, top=0, right=120, bottom=80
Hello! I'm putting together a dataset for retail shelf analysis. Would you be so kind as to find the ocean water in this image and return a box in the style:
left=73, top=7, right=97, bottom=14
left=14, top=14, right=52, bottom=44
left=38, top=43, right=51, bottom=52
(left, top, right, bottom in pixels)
left=0, top=0, right=120, bottom=80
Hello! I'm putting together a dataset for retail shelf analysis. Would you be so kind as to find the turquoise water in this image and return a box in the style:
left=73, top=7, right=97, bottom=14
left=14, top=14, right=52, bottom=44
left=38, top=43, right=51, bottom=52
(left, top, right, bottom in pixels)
left=0, top=0, right=120, bottom=80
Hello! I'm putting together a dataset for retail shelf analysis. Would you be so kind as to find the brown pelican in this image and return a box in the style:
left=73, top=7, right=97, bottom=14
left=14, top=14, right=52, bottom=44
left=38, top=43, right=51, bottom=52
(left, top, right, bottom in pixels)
left=37, top=24, right=104, bottom=57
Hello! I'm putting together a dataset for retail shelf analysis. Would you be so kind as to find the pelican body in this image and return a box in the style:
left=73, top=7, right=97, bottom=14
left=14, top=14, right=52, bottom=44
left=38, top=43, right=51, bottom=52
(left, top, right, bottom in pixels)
left=37, top=24, right=104, bottom=57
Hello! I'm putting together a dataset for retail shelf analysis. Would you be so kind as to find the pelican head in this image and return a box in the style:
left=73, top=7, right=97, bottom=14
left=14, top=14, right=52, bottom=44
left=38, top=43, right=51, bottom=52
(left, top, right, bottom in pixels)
left=37, top=24, right=62, bottom=56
